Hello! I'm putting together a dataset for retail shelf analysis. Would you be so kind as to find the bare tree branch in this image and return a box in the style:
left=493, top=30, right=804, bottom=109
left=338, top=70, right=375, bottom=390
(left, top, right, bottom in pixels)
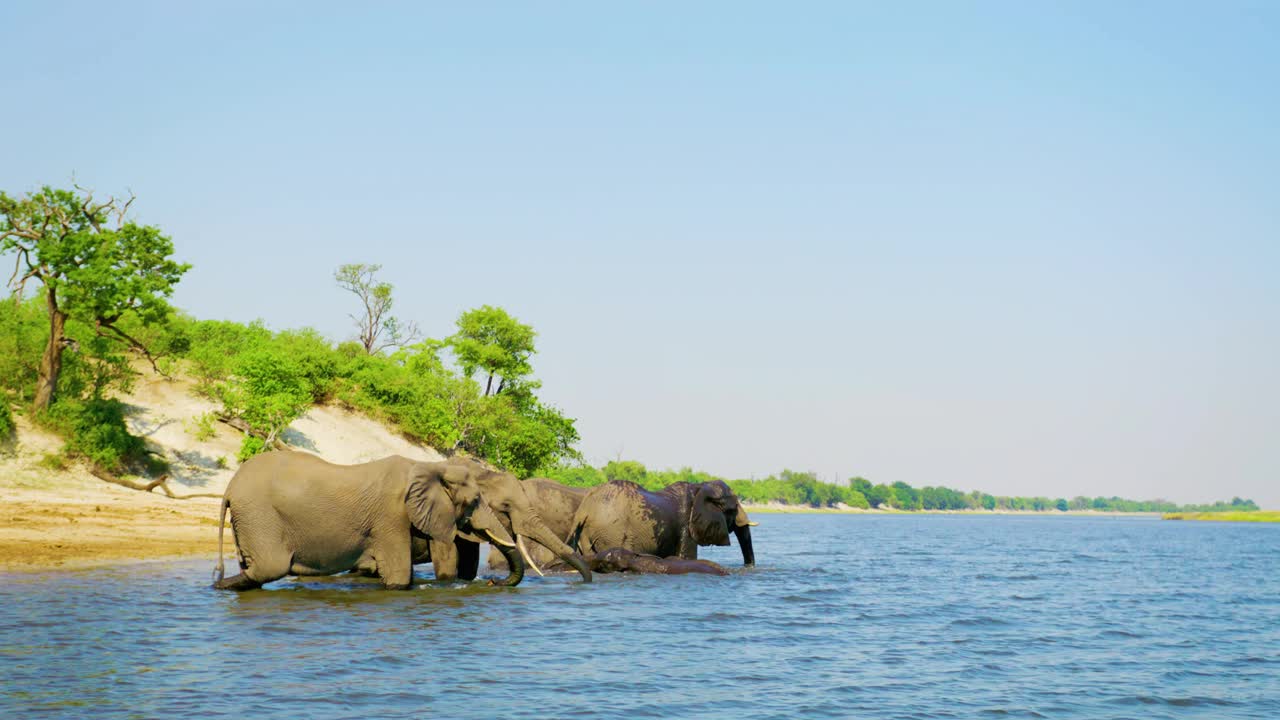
left=95, top=320, right=170, bottom=377
left=88, top=466, right=222, bottom=499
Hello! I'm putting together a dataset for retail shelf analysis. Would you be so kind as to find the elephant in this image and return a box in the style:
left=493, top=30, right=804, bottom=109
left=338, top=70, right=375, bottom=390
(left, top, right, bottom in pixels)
left=485, top=476, right=588, bottom=573
left=213, top=451, right=525, bottom=590
left=441, top=457, right=592, bottom=583
left=569, top=479, right=757, bottom=566
left=583, top=548, right=728, bottom=576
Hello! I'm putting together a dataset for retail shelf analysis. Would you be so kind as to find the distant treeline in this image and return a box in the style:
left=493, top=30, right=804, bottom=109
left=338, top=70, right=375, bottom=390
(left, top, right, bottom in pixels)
left=544, top=462, right=1259, bottom=513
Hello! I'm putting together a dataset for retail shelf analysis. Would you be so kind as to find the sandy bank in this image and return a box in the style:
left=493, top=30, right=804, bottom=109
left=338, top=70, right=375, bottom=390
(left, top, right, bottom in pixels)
left=1, top=375, right=443, bottom=573
left=0, top=472, right=222, bottom=572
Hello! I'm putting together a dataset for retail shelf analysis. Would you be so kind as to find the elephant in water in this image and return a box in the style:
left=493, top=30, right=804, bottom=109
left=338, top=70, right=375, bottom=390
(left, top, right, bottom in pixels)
left=584, top=548, right=728, bottom=576
left=569, top=480, right=757, bottom=567
left=213, top=452, right=524, bottom=590
left=442, top=458, right=592, bottom=583
left=485, top=476, right=588, bottom=573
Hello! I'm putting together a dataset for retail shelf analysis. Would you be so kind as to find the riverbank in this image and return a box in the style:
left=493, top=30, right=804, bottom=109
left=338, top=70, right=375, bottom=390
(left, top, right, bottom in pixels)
left=1162, top=511, right=1280, bottom=523
left=0, top=471, right=222, bottom=572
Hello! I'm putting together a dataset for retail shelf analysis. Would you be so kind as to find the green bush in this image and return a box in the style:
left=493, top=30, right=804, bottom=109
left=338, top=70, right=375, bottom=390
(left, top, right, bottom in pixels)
left=215, top=348, right=313, bottom=444
left=184, top=412, right=217, bottom=441
left=237, top=436, right=267, bottom=462
left=0, top=400, right=14, bottom=444
left=543, top=464, right=606, bottom=487
left=604, top=460, right=647, bottom=484
left=41, top=398, right=147, bottom=473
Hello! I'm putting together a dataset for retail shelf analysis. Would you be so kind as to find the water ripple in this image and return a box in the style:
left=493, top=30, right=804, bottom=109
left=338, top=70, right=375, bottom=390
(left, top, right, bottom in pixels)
left=2, top=515, right=1278, bottom=719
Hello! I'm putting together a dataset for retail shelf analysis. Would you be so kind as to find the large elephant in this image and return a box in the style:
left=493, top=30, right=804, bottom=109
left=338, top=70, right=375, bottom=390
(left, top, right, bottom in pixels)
left=442, top=457, right=592, bottom=583
left=569, top=480, right=757, bottom=566
left=485, top=477, right=588, bottom=572
left=213, top=452, right=524, bottom=590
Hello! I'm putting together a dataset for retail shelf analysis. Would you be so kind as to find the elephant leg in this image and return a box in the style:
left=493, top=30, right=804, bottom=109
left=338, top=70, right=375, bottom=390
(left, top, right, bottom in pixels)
left=430, top=538, right=459, bottom=581
left=375, top=541, right=413, bottom=590
left=223, top=513, right=292, bottom=588
left=455, top=538, right=480, bottom=581
left=213, top=572, right=263, bottom=591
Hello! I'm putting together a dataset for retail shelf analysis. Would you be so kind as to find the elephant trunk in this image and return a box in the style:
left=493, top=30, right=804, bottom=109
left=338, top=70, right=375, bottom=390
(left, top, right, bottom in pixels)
left=516, top=515, right=593, bottom=583
left=734, top=523, right=755, bottom=567
left=492, top=537, right=525, bottom=587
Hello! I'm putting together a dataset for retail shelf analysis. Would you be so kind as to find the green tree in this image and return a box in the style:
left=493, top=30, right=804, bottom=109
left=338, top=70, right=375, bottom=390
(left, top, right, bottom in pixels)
left=891, top=481, right=922, bottom=510
left=335, top=263, right=420, bottom=354
left=448, top=305, right=535, bottom=396
left=0, top=186, right=189, bottom=410
left=864, top=483, right=894, bottom=508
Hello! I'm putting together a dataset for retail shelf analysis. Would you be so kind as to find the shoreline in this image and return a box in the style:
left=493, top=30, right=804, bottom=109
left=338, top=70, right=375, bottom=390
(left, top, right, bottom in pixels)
left=3, top=471, right=1272, bottom=574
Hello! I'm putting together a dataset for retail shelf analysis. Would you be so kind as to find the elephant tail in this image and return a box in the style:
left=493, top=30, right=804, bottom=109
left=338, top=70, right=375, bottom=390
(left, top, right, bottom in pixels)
left=214, top=497, right=229, bottom=583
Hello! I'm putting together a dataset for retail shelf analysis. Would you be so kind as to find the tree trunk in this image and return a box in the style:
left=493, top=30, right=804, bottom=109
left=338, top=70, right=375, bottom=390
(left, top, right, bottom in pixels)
left=484, top=374, right=494, bottom=397
left=33, top=289, right=66, bottom=412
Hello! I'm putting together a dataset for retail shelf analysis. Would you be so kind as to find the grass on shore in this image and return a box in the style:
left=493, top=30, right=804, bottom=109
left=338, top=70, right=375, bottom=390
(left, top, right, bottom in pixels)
left=1162, top=511, right=1280, bottom=523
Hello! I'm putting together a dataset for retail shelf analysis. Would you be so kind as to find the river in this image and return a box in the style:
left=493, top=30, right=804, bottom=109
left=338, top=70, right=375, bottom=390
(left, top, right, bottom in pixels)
left=2, top=514, right=1277, bottom=719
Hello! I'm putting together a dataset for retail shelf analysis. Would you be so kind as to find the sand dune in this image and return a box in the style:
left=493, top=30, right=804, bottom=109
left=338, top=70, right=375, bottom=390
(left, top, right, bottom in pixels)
left=0, top=370, right=443, bottom=571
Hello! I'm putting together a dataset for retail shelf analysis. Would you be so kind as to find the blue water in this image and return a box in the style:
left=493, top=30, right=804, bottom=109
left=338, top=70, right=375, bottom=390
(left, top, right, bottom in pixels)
left=2, top=515, right=1278, bottom=719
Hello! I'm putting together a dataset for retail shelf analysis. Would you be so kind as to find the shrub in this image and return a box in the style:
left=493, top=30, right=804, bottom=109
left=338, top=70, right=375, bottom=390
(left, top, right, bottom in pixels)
left=215, top=349, right=313, bottom=444
left=42, top=398, right=147, bottom=473
left=604, top=460, right=647, bottom=484
left=237, top=436, right=267, bottom=462
left=543, top=464, right=606, bottom=487
left=0, top=400, right=13, bottom=443
left=184, top=412, right=217, bottom=441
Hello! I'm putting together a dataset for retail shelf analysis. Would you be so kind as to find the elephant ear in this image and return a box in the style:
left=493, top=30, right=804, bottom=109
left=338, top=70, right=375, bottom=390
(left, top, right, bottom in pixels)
left=406, top=464, right=457, bottom=544
left=690, top=483, right=731, bottom=547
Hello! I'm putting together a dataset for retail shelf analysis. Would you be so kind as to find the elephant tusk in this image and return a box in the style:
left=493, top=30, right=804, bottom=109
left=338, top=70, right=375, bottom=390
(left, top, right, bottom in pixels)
left=517, top=535, right=545, bottom=577
left=483, top=528, right=517, bottom=548
left=747, top=521, right=760, bottom=527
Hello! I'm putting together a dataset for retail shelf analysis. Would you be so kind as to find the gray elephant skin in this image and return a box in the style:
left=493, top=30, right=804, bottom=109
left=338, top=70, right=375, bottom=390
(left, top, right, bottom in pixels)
left=213, top=452, right=525, bottom=590
left=569, top=479, right=757, bottom=566
left=443, top=458, right=592, bottom=583
left=586, top=547, right=729, bottom=576
left=485, top=476, right=589, bottom=573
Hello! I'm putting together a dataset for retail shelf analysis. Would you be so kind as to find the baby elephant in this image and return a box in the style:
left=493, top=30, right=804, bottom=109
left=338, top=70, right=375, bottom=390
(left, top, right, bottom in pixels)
left=586, top=547, right=729, bottom=576
left=214, top=451, right=524, bottom=590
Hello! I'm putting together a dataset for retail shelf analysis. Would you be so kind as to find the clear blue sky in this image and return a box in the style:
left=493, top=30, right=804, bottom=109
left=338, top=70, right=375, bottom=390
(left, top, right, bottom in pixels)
left=3, top=2, right=1277, bottom=506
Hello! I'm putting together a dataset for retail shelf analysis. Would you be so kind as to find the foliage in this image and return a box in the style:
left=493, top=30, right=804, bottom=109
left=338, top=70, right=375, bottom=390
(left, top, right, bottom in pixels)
left=214, top=349, right=314, bottom=446
left=447, top=305, right=536, bottom=396
left=334, top=263, right=419, bottom=354
left=0, top=186, right=189, bottom=409
left=40, top=398, right=148, bottom=473
left=237, top=436, right=267, bottom=463
left=543, top=464, right=607, bottom=487
left=0, top=294, right=46, bottom=403
left=0, top=399, right=13, bottom=443
left=543, top=460, right=1257, bottom=515
left=604, top=460, right=647, bottom=484
left=184, top=412, right=217, bottom=441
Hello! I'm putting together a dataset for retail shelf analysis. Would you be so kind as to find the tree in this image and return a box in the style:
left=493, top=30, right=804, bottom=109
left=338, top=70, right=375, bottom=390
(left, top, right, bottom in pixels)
left=1, top=186, right=190, bottom=411
left=448, top=305, right=536, bottom=396
left=335, top=263, right=420, bottom=354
